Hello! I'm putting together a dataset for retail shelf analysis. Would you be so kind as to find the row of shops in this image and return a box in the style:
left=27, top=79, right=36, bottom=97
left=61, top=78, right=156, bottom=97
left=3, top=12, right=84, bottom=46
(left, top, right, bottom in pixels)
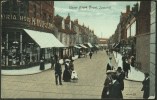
left=1, top=28, right=99, bottom=68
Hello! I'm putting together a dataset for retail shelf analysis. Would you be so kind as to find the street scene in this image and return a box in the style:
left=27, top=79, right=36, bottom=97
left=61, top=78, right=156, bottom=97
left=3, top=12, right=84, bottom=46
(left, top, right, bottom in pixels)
left=0, top=0, right=156, bottom=99
left=1, top=50, right=143, bottom=99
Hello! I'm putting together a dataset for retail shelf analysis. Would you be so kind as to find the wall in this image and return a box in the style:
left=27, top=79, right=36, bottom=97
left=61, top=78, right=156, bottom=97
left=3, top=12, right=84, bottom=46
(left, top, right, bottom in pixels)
left=136, top=33, right=150, bottom=72
left=149, top=1, right=156, bottom=97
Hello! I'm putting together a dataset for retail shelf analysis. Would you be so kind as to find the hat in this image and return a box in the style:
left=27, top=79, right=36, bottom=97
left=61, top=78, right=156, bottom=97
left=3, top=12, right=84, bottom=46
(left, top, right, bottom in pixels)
left=65, top=59, right=71, bottom=62
left=106, top=70, right=116, bottom=74
left=106, top=70, right=112, bottom=74
left=117, top=67, right=122, bottom=71
left=144, top=72, right=149, bottom=77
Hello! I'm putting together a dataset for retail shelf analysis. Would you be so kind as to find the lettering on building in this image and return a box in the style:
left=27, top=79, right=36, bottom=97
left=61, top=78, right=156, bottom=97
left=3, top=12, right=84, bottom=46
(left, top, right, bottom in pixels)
left=2, top=14, right=54, bottom=30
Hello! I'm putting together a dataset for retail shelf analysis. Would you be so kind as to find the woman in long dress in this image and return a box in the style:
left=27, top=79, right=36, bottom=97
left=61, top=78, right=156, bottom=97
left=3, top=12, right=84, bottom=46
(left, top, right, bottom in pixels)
left=63, top=60, right=71, bottom=82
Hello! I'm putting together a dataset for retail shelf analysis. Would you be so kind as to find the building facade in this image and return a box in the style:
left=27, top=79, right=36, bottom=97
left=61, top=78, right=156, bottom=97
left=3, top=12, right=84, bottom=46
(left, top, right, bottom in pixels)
left=136, top=1, right=151, bottom=72
left=149, top=1, right=156, bottom=97
left=1, top=0, right=59, bottom=68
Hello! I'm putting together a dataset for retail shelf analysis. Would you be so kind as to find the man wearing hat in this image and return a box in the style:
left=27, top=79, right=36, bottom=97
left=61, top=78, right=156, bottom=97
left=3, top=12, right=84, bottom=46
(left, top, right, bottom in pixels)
left=54, top=60, right=62, bottom=85
left=101, top=70, right=113, bottom=99
left=109, top=73, right=123, bottom=99
left=116, top=67, right=125, bottom=91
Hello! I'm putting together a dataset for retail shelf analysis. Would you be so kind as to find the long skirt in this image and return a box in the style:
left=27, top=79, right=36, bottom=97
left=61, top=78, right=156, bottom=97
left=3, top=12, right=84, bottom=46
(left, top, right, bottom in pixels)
left=63, top=70, right=71, bottom=82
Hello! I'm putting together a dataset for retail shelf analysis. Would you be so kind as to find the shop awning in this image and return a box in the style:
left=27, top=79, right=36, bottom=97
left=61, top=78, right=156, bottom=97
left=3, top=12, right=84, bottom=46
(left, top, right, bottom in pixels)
left=87, top=43, right=93, bottom=48
left=79, top=44, right=88, bottom=48
left=24, top=29, right=65, bottom=48
left=113, top=42, right=120, bottom=48
left=95, top=45, right=99, bottom=48
left=74, top=45, right=81, bottom=49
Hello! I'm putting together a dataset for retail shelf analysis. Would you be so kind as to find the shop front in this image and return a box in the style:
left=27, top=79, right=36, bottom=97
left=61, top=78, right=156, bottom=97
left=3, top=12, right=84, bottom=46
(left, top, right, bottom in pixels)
left=1, top=28, right=65, bottom=69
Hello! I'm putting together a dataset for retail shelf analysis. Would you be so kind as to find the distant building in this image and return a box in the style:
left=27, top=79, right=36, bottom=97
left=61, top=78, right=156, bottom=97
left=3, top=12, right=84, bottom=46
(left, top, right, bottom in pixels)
left=98, top=38, right=108, bottom=49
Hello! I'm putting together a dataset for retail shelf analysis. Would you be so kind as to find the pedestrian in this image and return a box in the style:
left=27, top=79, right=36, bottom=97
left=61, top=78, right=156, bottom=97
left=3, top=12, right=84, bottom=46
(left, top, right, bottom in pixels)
left=40, top=57, right=45, bottom=70
left=69, top=60, right=74, bottom=74
left=116, top=67, right=125, bottom=91
left=50, top=56, right=55, bottom=70
left=89, top=51, right=93, bottom=59
left=54, top=60, right=62, bottom=85
left=122, top=55, right=126, bottom=70
left=109, top=73, right=123, bottom=99
left=123, top=59, right=130, bottom=78
left=54, top=54, right=58, bottom=63
left=63, top=59, right=71, bottom=82
left=141, top=72, right=150, bottom=99
left=101, top=70, right=113, bottom=99
left=130, top=56, right=135, bottom=67
left=106, top=57, right=113, bottom=71
left=106, top=49, right=109, bottom=55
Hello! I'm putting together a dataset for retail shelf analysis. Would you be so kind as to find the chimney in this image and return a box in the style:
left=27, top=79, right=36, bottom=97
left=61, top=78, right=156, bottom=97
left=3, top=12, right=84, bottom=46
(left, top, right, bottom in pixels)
left=126, top=5, right=130, bottom=13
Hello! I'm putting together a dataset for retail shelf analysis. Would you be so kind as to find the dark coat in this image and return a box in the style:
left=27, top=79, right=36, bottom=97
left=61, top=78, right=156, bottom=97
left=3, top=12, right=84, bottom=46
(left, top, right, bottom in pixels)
left=106, top=63, right=113, bottom=71
left=109, top=80, right=123, bottom=99
left=54, top=63, right=62, bottom=75
left=131, top=57, right=135, bottom=67
left=123, top=62, right=130, bottom=72
left=142, top=78, right=150, bottom=98
left=51, top=57, right=55, bottom=64
left=101, top=76, right=112, bottom=99
left=117, top=72, right=125, bottom=91
left=89, top=52, right=92, bottom=56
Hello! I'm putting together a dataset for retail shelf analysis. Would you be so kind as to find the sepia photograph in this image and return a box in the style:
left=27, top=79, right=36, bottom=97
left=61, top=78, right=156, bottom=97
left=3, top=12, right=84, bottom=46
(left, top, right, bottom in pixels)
left=0, top=0, right=156, bottom=99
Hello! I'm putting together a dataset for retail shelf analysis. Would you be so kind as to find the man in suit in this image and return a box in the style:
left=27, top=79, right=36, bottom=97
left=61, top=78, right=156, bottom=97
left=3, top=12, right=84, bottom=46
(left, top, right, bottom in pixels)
left=54, top=60, right=62, bottom=85
left=116, top=67, right=125, bottom=91
left=109, top=74, right=123, bottom=99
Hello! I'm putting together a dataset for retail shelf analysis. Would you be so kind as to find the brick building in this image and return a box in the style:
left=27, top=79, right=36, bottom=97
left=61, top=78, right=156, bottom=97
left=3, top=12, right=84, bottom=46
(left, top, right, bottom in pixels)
left=1, top=0, right=64, bottom=68
left=136, top=1, right=151, bottom=72
left=149, top=1, right=156, bottom=97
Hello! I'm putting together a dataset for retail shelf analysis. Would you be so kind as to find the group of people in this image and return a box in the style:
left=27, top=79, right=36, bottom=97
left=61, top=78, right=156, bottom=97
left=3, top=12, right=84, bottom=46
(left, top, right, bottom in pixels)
left=101, top=67, right=125, bottom=99
left=105, top=50, right=150, bottom=99
left=53, top=58, right=75, bottom=85
left=122, top=55, right=131, bottom=78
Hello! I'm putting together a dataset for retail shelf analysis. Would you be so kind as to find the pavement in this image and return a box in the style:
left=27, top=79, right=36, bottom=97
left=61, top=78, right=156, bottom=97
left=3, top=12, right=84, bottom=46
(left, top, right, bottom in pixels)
left=1, top=51, right=145, bottom=82
left=1, top=55, right=79, bottom=76
left=112, top=51, right=145, bottom=82
left=1, top=50, right=143, bottom=99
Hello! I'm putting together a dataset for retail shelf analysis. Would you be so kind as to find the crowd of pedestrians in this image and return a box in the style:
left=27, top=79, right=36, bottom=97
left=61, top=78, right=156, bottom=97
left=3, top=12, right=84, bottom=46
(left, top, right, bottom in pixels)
left=102, top=51, right=125, bottom=99
left=104, top=49, right=150, bottom=99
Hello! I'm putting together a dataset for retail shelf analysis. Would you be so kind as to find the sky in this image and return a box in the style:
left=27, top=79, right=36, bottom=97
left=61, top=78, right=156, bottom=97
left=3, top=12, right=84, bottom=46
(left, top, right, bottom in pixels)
left=54, top=1, right=139, bottom=38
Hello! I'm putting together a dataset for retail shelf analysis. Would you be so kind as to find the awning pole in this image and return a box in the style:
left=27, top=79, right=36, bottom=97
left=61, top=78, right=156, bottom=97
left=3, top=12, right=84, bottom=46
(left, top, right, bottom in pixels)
left=20, top=32, right=23, bottom=65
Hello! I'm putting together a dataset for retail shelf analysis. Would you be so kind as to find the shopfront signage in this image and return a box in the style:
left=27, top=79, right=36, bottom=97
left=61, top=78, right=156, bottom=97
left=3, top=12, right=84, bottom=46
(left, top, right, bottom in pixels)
left=1, top=14, right=54, bottom=30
